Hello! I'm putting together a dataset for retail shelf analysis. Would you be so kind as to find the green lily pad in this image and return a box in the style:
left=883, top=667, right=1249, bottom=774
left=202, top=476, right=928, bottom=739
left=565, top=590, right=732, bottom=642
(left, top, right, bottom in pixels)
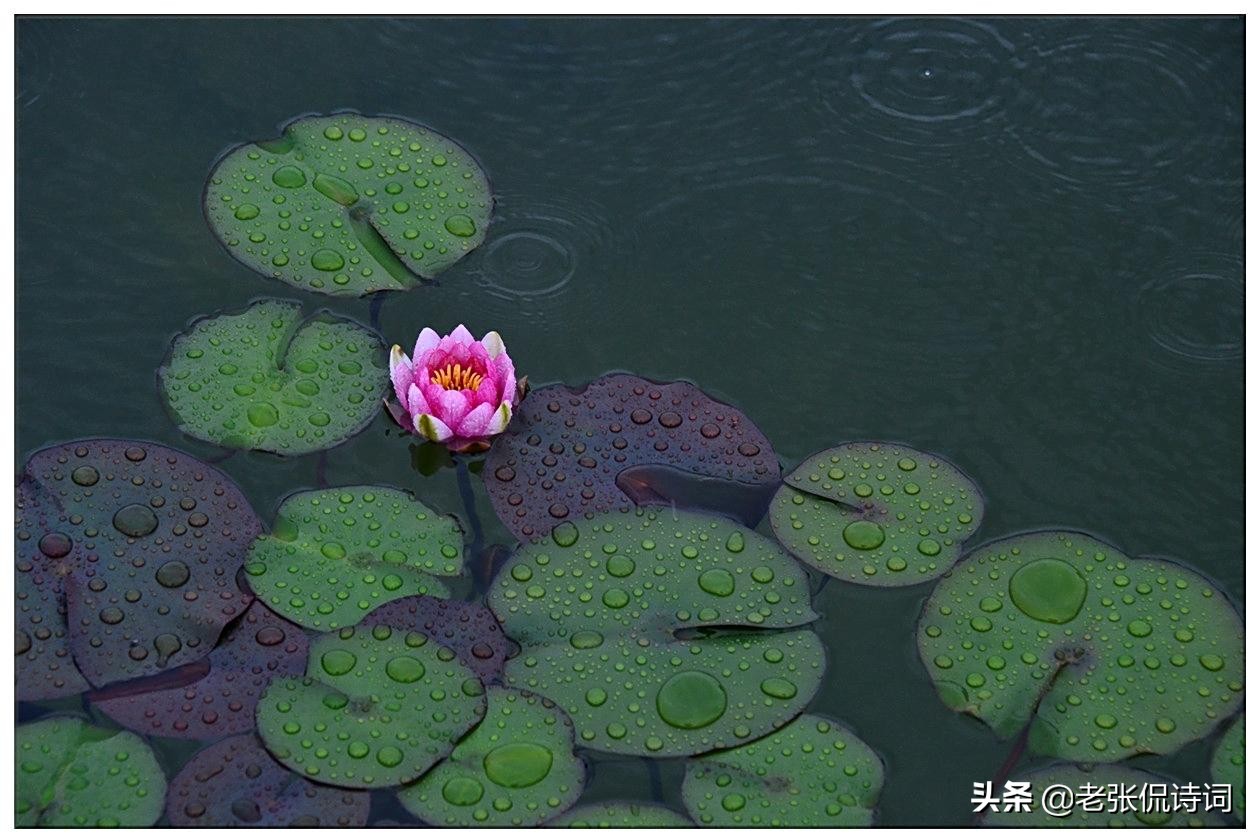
left=682, top=714, right=883, bottom=827
left=16, top=716, right=165, bottom=827
left=256, top=623, right=486, bottom=788
left=244, top=485, right=464, bottom=630
left=489, top=508, right=824, bottom=757
left=918, top=531, right=1245, bottom=762
left=205, top=112, right=492, bottom=295
left=549, top=802, right=693, bottom=827
left=399, top=687, right=585, bottom=826
left=769, top=442, right=983, bottom=586
left=1211, top=714, right=1244, bottom=822
left=159, top=298, right=387, bottom=455
left=983, top=764, right=1224, bottom=827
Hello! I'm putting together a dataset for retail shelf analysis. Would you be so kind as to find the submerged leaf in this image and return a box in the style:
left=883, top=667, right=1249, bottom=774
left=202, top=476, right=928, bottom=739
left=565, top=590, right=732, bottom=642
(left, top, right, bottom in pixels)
left=918, top=531, right=1244, bottom=762
left=92, top=601, right=308, bottom=739
left=983, top=764, right=1224, bottom=827
left=16, top=439, right=258, bottom=697
left=244, top=486, right=464, bottom=630
left=205, top=112, right=492, bottom=296
left=399, top=687, right=585, bottom=826
left=489, top=508, right=823, bottom=757
left=364, top=595, right=510, bottom=682
left=769, top=442, right=983, bottom=586
left=548, top=802, right=693, bottom=827
left=256, top=624, right=486, bottom=788
left=167, top=734, right=369, bottom=827
left=16, top=717, right=165, bottom=827
left=682, top=714, right=883, bottom=827
left=1210, top=715, right=1245, bottom=822
left=159, top=299, right=387, bottom=455
left=484, top=374, right=780, bottom=543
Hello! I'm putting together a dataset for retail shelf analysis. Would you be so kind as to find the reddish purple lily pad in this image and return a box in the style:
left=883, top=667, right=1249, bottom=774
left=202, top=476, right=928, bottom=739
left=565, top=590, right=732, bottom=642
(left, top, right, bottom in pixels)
left=15, top=439, right=259, bottom=697
left=484, top=374, right=780, bottom=542
left=91, top=601, right=308, bottom=739
left=16, top=481, right=90, bottom=700
left=363, top=595, right=510, bottom=682
left=166, top=734, right=369, bottom=827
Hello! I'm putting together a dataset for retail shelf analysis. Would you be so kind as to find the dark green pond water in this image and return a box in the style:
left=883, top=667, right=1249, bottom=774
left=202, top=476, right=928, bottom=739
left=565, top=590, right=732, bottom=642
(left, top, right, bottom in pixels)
left=16, top=16, right=1243, bottom=826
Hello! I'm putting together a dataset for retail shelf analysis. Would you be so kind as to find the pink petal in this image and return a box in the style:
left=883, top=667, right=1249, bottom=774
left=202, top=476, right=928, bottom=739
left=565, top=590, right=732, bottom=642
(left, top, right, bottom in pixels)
left=436, top=389, right=470, bottom=427
left=473, top=377, right=499, bottom=407
left=456, top=403, right=494, bottom=437
left=421, top=381, right=447, bottom=410
left=493, top=355, right=517, bottom=405
left=449, top=324, right=475, bottom=345
left=390, top=346, right=414, bottom=406
left=407, top=383, right=429, bottom=416
left=413, top=328, right=441, bottom=360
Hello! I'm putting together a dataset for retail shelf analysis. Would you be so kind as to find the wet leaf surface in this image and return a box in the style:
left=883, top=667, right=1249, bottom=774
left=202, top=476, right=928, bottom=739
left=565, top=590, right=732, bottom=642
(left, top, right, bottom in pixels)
left=205, top=112, right=492, bottom=296
left=489, top=508, right=823, bottom=757
left=364, top=595, right=511, bottom=683
left=16, top=439, right=258, bottom=696
left=92, top=601, right=308, bottom=739
left=484, top=374, right=780, bottom=543
left=166, top=733, right=370, bottom=827
left=16, top=716, right=165, bottom=827
left=770, top=442, right=983, bottom=586
left=159, top=298, right=387, bottom=455
left=548, top=801, right=693, bottom=827
left=244, top=485, right=464, bottom=630
left=682, top=714, right=883, bottom=827
left=256, top=623, right=486, bottom=788
left=918, top=531, right=1245, bottom=762
left=399, top=687, right=585, bottom=825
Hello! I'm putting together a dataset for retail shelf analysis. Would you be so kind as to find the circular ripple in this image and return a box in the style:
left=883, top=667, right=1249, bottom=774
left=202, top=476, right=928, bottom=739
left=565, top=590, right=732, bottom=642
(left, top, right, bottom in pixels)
left=817, top=17, right=1019, bottom=149
left=1004, top=23, right=1228, bottom=194
left=455, top=189, right=619, bottom=327
left=1137, top=253, right=1243, bottom=370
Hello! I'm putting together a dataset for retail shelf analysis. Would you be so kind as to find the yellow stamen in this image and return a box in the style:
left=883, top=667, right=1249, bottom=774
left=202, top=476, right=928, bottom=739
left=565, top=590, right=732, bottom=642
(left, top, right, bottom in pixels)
left=431, top=362, right=484, bottom=392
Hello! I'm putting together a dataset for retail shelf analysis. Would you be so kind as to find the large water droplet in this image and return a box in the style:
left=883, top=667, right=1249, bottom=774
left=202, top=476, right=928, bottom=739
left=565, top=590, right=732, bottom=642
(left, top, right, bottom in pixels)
left=155, top=561, right=190, bottom=588
left=113, top=504, right=159, bottom=537
left=1008, top=557, right=1087, bottom=624
left=842, top=520, right=885, bottom=550
left=442, top=776, right=485, bottom=806
left=656, top=671, right=727, bottom=729
left=385, top=655, right=425, bottom=683
left=698, top=569, right=735, bottom=597
left=482, top=743, right=553, bottom=788
left=321, top=649, right=357, bottom=676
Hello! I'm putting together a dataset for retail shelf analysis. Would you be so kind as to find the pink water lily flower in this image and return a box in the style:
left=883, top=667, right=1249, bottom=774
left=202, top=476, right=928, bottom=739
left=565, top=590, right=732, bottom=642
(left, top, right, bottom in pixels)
left=386, top=325, right=521, bottom=453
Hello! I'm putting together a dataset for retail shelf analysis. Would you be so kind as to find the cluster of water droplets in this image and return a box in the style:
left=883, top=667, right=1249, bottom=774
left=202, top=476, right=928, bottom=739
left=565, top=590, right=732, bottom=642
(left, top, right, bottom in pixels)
left=160, top=299, right=386, bottom=455
left=918, top=531, right=1244, bottom=761
left=244, top=487, right=463, bottom=631
left=205, top=114, right=491, bottom=295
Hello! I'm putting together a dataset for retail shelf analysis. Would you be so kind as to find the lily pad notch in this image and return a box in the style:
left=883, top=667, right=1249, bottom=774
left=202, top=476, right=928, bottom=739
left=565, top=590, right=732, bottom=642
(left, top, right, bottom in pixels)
left=488, top=507, right=824, bottom=757
left=770, top=441, right=984, bottom=586
left=159, top=298, right=388, bottom=455
left=244, top=485, right=465, bottom=630
left=205, top=112, right=493, bottom=296
left=484, top=373, right=781, bottom=543
left=917, top=530, right=1244, bottom=762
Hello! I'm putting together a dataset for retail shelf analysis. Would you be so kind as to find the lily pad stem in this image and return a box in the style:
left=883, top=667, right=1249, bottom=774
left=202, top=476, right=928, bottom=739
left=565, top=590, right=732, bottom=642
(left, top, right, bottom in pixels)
left=972, top=657, right=1073, bottom=826
left=456, top=456, right=485, bottom=577
left=368, top=291, right=386, bottom=334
